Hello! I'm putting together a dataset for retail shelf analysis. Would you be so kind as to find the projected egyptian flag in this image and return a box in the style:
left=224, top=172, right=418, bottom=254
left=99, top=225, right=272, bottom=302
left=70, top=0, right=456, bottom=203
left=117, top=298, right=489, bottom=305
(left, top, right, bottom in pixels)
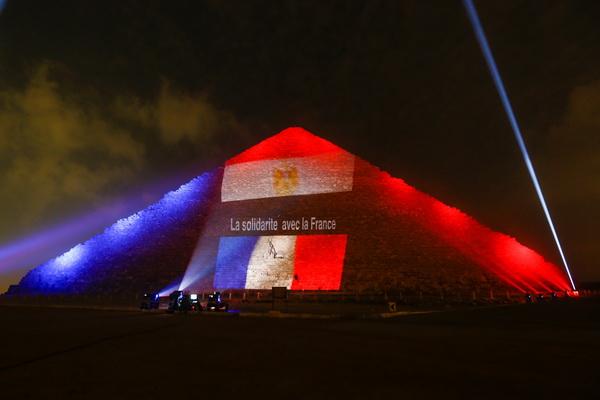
left=221, top=151, right=355, bottom=202
left=214, top=235, right=347, bottom=290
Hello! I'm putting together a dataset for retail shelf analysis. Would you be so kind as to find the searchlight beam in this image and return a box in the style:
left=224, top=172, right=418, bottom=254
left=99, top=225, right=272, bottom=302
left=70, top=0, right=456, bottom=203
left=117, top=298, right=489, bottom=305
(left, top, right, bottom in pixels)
left=462, top=0, right=576, bottom=289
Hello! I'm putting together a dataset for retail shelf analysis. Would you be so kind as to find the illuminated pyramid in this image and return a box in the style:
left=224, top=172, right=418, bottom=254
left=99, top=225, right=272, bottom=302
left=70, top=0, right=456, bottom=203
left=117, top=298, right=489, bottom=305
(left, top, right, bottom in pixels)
left=15, top=127, right=571, bottom=296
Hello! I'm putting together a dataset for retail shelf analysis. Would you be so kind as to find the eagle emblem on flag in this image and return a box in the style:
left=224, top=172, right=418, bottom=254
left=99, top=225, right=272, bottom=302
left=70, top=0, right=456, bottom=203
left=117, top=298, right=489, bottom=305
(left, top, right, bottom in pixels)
left=273, top=164, right=298, bottom=196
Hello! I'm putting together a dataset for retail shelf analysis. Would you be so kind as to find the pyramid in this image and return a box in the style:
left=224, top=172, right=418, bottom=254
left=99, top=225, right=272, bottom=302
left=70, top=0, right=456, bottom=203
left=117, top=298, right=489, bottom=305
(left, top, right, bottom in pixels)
left=15, top=127, right=571, bottom=296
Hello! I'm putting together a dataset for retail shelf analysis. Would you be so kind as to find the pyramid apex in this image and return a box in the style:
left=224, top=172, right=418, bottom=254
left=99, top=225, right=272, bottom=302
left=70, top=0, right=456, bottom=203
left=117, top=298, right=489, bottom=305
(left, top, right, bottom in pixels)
left=226, top=127, right=343, bottom=165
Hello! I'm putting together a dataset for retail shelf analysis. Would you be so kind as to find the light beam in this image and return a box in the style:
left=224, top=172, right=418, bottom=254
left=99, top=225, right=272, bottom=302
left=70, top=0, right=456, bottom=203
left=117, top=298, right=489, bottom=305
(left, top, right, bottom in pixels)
left=463, top=0, right=576, bottom=289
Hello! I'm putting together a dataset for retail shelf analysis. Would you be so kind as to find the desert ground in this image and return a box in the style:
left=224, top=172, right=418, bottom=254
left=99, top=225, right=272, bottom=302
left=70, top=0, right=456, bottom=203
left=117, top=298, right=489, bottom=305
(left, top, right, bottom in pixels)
left=1, top=295, right=599, bottom=399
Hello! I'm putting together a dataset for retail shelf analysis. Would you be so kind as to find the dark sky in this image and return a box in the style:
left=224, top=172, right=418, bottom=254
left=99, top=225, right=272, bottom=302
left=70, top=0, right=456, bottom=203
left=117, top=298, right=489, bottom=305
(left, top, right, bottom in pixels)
left=1, top=0, right=599, bottom=292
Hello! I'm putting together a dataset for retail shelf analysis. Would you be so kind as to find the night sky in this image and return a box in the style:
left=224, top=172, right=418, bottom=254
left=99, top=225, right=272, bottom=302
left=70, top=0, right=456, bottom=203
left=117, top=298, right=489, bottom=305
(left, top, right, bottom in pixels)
left=1, top=0, right=599, bottom=292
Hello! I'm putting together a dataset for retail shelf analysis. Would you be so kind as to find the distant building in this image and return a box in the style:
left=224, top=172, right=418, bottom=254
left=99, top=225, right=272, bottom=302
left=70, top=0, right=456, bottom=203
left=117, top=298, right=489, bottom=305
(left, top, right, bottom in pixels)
left=14, top=128, right=571, bottom=296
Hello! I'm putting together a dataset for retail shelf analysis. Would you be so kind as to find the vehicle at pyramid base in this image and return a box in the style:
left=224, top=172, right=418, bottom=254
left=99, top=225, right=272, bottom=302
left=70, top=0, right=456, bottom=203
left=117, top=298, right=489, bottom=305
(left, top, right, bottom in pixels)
left=166, top=290, right=201, bottom=313
left=205, top=291, right=228, bottom=312
left=140, top=292, right=160, bottom=310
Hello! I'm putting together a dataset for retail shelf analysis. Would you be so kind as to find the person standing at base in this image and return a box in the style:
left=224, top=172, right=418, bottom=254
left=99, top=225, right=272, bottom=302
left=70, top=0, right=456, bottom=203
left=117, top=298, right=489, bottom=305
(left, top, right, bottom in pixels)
left=180, top=294, right=191, bottom=314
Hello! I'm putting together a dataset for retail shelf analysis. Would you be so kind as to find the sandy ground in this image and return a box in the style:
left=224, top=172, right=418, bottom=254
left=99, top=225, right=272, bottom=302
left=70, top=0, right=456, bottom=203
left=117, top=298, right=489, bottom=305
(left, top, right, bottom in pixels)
left=1, top=296, right=599, bottom=399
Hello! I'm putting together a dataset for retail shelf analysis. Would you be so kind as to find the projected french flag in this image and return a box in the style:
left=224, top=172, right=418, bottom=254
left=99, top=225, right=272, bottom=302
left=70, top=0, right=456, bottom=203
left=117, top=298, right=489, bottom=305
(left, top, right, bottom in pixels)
left=214, top=235, right=347, bottom=290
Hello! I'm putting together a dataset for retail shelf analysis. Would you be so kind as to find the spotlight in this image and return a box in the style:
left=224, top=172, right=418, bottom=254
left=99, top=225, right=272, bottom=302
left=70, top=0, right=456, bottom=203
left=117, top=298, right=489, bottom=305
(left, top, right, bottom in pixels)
left=166, top=290, right=183, bottom=313
left=190, top=293, right=201, bottom=311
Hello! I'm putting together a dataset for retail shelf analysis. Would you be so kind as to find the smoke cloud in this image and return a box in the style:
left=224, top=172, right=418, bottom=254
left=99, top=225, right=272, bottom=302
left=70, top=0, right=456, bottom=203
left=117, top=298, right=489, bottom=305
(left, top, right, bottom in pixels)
left=0, top=62, right=238, bottom=239
left=539, top=80, right=600, bottom=202
left=532, top=80, right=600, bottom=280
left=0, top=63, right=141, bottom=228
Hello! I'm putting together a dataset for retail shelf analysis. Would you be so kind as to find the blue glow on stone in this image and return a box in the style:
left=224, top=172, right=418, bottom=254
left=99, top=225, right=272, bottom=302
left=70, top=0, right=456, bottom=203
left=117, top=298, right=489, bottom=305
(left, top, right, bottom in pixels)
left=53, top=244, right=86, bottom=270
left=17, top=172, right=219, bottom=294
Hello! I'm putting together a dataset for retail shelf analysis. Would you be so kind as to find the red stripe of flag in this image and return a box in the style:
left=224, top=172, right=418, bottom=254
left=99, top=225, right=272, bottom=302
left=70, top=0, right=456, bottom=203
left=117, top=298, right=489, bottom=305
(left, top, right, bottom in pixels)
left=291, top=235, right=347, bottom=290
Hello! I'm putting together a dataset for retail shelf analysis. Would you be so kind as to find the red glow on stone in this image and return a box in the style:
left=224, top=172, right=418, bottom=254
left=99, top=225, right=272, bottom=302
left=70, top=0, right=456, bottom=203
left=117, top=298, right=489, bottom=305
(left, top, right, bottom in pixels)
left=226, top=127, right=343, bottom=165
left=371, top=169, right=571, bottom=293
